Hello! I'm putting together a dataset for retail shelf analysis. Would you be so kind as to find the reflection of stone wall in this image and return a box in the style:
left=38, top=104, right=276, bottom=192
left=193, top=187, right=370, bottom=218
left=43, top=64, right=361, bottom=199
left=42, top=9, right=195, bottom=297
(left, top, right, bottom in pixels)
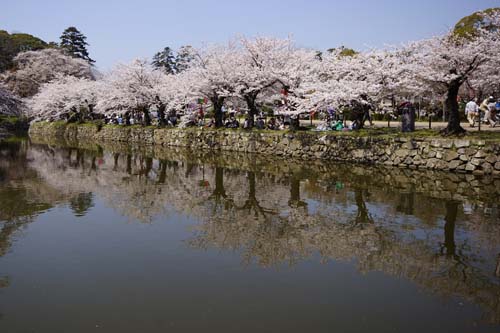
left=29, top=122, right=500, bottom=176
left=29, top=137, right=500, bottom=206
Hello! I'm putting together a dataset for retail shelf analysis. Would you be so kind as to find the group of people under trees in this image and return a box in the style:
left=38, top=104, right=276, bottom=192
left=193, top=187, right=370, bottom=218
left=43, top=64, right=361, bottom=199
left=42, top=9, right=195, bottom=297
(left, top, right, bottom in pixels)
left=177, top=108, right=303, bottom=131
left=464, top=96, right=500, bottom=128
left=61, top=93, right=422, bottom=132
left=103, top=97, right=179, bottom=127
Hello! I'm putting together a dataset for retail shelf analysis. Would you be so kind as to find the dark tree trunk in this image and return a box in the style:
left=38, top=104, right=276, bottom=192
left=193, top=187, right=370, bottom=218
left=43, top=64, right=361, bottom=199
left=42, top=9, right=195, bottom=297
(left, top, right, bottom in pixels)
left=113, top=153, right=119, bottom=171
left=244, top=93, right=258, bottom=128
left=211, top=96, right=225, bottom=128
left=143, top=108, right=151, bottom=126
left=77, top=150, right=84, bottom=167
left=157, top=160, right=167, bottom=184
left=289, top=177, right=300, bottom=205
left=124, top=113, right=131, bottom=126
left=157, top=104, right=166, bottom=127
left=213, top=167, right=226, bottom=200
left=354, top=189, right=372, bottom=225
left=126, top=154, right=132, bottom=175
left=144, top=157, right=153, bottom=177
left=441, top=79, right=466, bottom=135
left=240, top=171, right=260, bottom=215
left=248, top=171, right=256, bottom=199
left=443, top=201, right=458, bottom=257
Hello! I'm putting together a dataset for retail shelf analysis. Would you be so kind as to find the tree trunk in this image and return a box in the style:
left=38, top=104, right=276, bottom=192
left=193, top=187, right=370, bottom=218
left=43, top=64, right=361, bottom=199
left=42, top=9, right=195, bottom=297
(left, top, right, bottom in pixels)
left=244, top=93, right=258, bottom=128
left=443, top=201, right=458, bottom=257
left=113, top=153, right=119, bottom=171
left=354, top=189, right=372, bottom=224
left=247, top=171, right=256, bottom=200
left=157, top=104, right=166, bottom=127
left=211, top=96, right=225, bottom=128
left=213, top=167, right=226, bottom=198
left=144, top=157, right=153, bottom=176
left=126, top=154, right=132, bottom=175
left=157, top=160, right=167, bottom=184
left=289, top=176, right=300, bottom=205
left=441, top=79, right=465, bottom=135
left=140, top=106, right=151, bottom=126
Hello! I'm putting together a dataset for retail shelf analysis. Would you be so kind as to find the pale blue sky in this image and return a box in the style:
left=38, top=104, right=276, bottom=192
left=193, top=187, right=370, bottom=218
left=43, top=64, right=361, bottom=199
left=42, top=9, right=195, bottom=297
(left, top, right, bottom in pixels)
left=2, top=0, right=499, bottom=69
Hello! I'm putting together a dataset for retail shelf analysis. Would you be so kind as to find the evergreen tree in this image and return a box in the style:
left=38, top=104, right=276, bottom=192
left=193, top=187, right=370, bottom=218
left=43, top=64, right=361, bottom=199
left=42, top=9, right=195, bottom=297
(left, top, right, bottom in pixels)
left=151, top=45, right=195, bottom=74
left=60, top=27, right=94, bottom=64
left=152, top=47, right=176, bottom=74
left=175, top=45, right=195, bottom=73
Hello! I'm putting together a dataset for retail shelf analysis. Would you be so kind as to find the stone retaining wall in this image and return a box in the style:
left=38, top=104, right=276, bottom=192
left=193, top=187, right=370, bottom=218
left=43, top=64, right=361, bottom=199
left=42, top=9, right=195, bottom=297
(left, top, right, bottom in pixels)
left=29, top=122, right=500, bottom=176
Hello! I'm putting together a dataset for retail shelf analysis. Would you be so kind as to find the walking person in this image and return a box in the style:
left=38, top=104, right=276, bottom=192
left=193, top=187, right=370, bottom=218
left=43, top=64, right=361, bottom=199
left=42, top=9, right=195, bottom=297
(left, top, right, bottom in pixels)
left=360, top=94, right=373, bottom=127
left=479, top=96, right=492, bottom=125
left=482, top=96, right=497, bottom=127
left=465, top=98, right=479, bottom=127
left=487, top=98, right=497, bottom=127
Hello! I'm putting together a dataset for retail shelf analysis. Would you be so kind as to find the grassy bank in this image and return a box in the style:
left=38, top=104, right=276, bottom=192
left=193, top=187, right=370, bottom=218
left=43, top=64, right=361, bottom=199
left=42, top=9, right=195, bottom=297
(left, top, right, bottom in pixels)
left=29, top=120, right=500, bottom=143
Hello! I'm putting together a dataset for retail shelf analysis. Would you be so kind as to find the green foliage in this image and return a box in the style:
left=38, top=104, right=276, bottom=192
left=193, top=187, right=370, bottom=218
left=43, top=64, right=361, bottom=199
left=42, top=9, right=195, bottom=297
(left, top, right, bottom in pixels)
left=151, top=45, right=195, bottom=74
left=0, top=30, right=49, bottom=72
left=261, top=105, right=274, bottom=117
left=9, top=33, right=48, bottom=51
left=69, top=192, right=94, bottom=217
left=453, top=7, right=500, bottom=39
left=0, top=185, right=52, bottom=221
left=60, top=26, right=94, bottom=63
left=152, top=47, right=176, bottom=74
left=0, top=115, right=20, bottom=124
left=0, top=116, right=28, bottom=134
left=339, top=48, right=358, bottom=57
left=327, top=46, right=358, bottom=57
left=175, top=45, right=195, bottom=73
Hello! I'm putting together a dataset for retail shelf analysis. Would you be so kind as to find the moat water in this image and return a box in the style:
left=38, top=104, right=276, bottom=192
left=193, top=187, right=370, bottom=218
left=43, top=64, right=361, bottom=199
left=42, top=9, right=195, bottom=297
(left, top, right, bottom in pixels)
left=0, top=138, right=499, bottom=332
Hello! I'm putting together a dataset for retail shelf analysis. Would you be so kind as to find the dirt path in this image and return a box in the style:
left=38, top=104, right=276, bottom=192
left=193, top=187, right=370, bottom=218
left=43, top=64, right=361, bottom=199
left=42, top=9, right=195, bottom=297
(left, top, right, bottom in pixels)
left=300, top=119, right=500, bottom=132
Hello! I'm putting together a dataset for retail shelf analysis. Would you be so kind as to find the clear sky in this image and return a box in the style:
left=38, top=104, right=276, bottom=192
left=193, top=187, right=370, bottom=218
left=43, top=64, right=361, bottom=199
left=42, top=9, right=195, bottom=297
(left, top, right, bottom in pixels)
left=2, top=0, right=499, bottom=69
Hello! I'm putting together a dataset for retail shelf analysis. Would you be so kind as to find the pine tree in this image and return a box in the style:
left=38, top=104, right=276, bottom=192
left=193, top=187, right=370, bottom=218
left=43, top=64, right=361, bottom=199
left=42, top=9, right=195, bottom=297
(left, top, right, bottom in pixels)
left=60, top=27, right=94, bottom=64
left=175, top=45, right=195, bottom=73
left=152, top=47, right=176, bottom=74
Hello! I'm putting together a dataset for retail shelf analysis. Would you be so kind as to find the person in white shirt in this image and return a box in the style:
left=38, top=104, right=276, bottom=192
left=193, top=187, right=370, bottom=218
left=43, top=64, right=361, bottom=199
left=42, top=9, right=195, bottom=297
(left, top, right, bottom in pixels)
left=465, top=98, right=479, bottom=127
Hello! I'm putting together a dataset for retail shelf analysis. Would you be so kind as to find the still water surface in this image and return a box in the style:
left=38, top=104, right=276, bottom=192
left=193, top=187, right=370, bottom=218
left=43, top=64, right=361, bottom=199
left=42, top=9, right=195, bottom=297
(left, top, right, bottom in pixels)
left=0, top=138, right=499, bottom=332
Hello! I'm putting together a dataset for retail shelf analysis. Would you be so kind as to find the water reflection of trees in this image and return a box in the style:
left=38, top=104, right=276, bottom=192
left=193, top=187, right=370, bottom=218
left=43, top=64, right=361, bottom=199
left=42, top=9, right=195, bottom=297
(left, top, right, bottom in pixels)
left=0, top=141, right=55, bottom=257
left=3, top=139, right=500, bottom=323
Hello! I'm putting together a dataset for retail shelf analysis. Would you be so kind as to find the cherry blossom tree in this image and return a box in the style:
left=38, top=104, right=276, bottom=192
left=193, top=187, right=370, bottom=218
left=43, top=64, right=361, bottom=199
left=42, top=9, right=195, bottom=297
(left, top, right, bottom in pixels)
left=156, top=71, right=192, bottom=113
left=464, top=54, right=500, bottom=100
left=233, top=36, right=315, bottom=125
left=1, top=48, right=94, bottom=98
left=181, top=44, right=240, bottom=127
left=96, top=59, right=164, bottom=124
left=27, top=75, right=101, bottom=121
left=402, top=12, right=500, bottom=134
left=21, top=23, right=500, bottom=134
left=293, top=48, right=413, bottom=115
